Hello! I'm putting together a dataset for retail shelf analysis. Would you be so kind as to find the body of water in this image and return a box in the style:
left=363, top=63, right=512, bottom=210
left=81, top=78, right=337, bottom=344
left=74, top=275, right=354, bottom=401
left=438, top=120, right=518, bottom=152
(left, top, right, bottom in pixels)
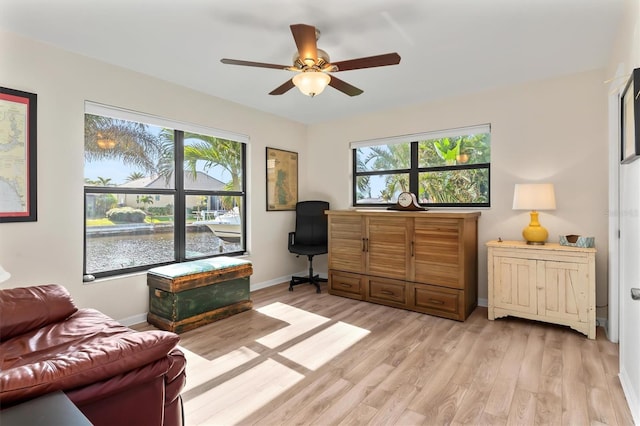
left=85, top=227, right=241, bottom=273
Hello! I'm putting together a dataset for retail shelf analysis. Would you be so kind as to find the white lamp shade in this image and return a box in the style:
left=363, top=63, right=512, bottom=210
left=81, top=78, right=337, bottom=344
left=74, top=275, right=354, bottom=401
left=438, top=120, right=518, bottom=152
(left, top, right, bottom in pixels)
left=292, top=71, right=331, bottom=97
left=513, top=183, right=556, bottom=210
left=0, top=264, right=10, bottom=283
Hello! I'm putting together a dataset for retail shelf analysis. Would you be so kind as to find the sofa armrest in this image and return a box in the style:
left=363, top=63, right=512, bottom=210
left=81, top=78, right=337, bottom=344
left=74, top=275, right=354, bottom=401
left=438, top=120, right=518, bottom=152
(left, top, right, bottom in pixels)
left=0, top=309, right=181, bottom=405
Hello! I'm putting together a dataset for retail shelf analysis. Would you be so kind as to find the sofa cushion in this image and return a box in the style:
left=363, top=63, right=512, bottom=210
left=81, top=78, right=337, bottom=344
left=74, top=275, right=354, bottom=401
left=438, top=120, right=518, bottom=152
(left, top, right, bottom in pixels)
left=0, top=284, right=78, bottom=342
left=0, top=308, right=180, bottom=404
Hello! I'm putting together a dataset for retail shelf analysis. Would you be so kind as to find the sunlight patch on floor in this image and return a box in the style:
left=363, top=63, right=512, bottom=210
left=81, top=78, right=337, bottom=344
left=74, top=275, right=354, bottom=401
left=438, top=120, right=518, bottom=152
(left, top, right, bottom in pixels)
left=279, top=321, right=371, bottom=370
left=184, top=358, right=305, bottom=425
left=255, top=301, right=330, bottom=349
left=180, top=303, right=371, bottom=424
left=180, top=345, right=260, bottom=392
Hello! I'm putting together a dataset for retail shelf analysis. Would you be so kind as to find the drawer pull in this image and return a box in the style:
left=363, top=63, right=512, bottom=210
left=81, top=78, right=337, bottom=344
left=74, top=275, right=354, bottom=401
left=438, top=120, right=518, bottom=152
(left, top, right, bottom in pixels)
left=340, top=283, right=352, bottom=288
left=428, top=299, right=445, bottom=305
left=381, top=290, right=394, bottom=295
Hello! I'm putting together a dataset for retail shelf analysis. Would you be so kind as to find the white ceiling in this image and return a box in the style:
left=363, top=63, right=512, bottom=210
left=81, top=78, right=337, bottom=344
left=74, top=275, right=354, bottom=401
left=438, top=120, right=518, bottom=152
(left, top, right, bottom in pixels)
left=0, top=0, right=625, bottom=124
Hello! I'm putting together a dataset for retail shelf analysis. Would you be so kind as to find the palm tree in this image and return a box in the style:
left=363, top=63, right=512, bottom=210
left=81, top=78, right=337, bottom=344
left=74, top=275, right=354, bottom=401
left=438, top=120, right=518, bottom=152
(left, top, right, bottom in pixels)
left=139, top=195, right=154, bottom=211
left=185, top=134, right=242, bottom=189
left=354, top=153, right=372, bottom=200
left=96, top=176, right=113, bottom=187
left=125, top=172, right=145, bottom=182
left=138, top=195, right=155, bottom=223
left=157, top=129, right=243, bottom=197
left=85, top=114, right=162, bottom=175
left=365, top=144, right=410, bottom=201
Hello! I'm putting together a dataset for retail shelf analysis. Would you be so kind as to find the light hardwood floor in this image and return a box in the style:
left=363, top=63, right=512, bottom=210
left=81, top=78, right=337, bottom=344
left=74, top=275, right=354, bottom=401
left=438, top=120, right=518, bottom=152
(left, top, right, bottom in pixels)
left=135, top=282, right=634, bottom=425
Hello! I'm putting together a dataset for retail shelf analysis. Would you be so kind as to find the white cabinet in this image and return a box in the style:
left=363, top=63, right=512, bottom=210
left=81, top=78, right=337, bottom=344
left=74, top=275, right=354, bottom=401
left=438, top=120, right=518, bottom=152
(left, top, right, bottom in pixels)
left=487, top=240, right=596, bottom=339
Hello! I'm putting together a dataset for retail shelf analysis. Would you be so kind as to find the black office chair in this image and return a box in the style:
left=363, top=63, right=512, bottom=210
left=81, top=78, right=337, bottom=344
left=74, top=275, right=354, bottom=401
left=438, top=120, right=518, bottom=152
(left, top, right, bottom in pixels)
left=288, top=200, right=329, bottom=293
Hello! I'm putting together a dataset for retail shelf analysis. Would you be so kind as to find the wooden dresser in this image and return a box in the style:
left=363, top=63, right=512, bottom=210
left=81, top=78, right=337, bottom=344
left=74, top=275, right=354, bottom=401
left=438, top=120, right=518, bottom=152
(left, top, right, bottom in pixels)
left=486, top=240, right=596, bottom=339
left=326, top=210, right=480, bottom=321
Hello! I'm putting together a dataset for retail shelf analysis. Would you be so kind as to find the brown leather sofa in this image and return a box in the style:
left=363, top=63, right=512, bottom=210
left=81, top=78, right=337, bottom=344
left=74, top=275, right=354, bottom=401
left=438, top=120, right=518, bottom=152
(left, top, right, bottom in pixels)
left=0, top=284, right=186, bottom=425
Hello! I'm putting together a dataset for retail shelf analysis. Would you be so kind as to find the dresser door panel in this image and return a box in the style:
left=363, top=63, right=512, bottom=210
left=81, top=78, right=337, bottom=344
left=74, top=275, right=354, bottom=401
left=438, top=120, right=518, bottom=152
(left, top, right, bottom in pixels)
left=413, top=219, right=461, bottom=288
left=328, top=215, right=365, bottom=273
left=366, top=216, right=410, bottom=280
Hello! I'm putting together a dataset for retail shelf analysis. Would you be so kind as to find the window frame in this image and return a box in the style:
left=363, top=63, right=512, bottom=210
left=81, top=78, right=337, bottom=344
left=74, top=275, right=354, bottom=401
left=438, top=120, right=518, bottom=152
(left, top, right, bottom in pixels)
left=351, top=124, right=491, bottom=208
left=83, top=103, right=248, bottom=279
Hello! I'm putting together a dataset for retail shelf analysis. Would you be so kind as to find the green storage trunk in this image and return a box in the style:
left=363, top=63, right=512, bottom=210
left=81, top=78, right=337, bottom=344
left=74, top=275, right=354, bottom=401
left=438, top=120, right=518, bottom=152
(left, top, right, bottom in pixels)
left=147, top=257, right=253, bottom=333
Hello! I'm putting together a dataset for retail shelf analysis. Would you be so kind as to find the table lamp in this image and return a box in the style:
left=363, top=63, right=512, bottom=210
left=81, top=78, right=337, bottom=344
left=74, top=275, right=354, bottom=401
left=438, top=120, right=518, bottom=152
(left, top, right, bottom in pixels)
left=0, top=264, right=10, bottom=283
left=512, top=183, right=556, bottom=245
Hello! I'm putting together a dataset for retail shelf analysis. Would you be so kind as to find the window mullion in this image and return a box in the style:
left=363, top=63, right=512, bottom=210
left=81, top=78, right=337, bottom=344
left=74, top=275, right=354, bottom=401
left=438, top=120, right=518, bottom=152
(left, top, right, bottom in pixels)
left=175, top=130, right=186, bottom=262
left=410, top=142, right=419, bottom=195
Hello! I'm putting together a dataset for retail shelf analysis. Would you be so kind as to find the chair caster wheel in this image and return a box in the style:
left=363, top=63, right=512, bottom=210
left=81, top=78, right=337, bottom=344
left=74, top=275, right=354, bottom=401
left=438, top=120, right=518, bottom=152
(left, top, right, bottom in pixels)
left=316, top=287, right=321, bottom=294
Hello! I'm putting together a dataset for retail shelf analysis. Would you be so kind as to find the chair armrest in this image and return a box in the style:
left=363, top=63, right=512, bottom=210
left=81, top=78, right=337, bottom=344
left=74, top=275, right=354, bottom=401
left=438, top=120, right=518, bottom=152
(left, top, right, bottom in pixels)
left=288, top=232, right=295, bottom=250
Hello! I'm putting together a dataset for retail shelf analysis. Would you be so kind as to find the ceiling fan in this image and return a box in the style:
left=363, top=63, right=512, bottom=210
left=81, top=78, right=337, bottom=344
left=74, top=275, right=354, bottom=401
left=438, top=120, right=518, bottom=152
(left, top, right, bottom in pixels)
left=220, top=24, right=401, bottom=97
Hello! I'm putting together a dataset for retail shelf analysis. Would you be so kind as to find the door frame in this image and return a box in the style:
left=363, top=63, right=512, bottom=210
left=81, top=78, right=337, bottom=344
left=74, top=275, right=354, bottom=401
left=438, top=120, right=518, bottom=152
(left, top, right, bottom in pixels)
left=607, top=63, right=624, bottom=343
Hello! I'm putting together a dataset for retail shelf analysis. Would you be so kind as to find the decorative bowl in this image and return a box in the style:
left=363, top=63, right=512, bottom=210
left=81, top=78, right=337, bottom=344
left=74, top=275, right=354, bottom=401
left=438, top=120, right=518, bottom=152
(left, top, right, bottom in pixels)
left=559, top=234, right=595, bottom=248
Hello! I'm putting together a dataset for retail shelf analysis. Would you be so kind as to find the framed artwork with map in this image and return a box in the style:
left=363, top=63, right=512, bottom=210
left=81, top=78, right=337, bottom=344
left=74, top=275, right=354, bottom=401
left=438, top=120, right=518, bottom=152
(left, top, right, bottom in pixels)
left=0, top=87, right=37, bottom=223
left=266, top=147, right=298, bottom=211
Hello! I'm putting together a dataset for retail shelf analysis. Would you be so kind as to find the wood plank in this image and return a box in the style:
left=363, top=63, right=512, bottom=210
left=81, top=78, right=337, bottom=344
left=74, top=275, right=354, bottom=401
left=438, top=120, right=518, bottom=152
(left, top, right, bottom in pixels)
left=534, top=375, right=562, bottom=425
left=562, top=379, right=590, bottom=425
left=505, top=388, right=537, bottom=425
left=131, top=284, right=633, bottom=425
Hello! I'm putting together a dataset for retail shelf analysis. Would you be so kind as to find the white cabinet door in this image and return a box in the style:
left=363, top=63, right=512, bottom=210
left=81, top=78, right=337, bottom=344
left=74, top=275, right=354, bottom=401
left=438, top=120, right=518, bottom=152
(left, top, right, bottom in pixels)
left=538, top=260, right=588, bottom=324
left=492, top=256, right=537, bottom=315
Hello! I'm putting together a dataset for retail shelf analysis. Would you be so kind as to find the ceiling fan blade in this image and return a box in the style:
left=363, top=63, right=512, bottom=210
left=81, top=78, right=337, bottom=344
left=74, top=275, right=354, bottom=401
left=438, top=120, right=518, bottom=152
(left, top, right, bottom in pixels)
left=269, top=79, right=295, bottom=95
left=331, top=53, right=401, bottom=72
left=221, top=58, right=289, bottom=70
left=290, top=24, right=318, bottom=65
left=328, top=76, right=363, bottom=97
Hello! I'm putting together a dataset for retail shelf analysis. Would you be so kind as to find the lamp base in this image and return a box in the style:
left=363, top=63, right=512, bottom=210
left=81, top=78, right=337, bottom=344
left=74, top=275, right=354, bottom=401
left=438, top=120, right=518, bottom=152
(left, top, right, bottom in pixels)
left=522, top=211, right=548, bottom=245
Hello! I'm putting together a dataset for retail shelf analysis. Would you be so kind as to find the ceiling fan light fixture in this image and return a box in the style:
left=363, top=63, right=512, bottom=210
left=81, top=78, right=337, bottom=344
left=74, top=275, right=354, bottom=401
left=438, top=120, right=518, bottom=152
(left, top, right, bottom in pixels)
left=292, top=71, right=331, bottom=97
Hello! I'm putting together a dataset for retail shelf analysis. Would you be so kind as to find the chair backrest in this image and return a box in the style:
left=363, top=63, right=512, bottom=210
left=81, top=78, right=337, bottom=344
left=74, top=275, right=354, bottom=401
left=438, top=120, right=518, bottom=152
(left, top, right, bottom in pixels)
left=294, top=201, right=329, bottom=245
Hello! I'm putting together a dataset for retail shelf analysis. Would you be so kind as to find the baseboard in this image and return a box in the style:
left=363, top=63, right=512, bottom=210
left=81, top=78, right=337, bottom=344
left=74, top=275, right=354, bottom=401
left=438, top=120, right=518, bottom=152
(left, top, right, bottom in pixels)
left=251, top=270, right=329, bottom=291
left=250, top=274, right=294, bottom=291
left=119, top=312, right=148, bottom=327
left=597, top=317, right=608, bottom=334
left=477, top=298, right=488, bottom=307
left=619, top=367, right=640, bottom=425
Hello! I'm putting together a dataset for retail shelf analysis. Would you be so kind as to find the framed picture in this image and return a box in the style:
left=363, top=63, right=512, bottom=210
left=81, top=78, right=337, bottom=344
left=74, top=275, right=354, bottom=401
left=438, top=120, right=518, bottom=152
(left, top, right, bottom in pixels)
left=0, top=87, right=37, bottom=222
left=621, top=67, right=640, bottom=164
left=266, top=147, right=298, bottom=211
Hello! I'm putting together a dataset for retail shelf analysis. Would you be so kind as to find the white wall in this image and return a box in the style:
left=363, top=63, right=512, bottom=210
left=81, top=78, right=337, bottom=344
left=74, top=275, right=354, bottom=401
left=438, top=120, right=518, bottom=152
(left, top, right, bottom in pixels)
left=0, top=28, right=612, bottom=323
left=307, top=70, right=610, bottom=317
left=0, top=30, right=309, bottom=321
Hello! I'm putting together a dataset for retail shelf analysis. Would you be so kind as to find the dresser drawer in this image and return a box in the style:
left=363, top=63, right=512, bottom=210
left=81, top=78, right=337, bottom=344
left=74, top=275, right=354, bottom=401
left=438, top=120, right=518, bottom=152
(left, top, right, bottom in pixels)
left=412, top=283, right=462, bottom=319
left=329, top=270, right=364, bottom=299
left=368, top=277, right=406, bottom=305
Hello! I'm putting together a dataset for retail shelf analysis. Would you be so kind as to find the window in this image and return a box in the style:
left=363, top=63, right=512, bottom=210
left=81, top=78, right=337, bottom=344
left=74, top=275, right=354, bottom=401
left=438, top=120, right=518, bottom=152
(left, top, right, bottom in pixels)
left=352, top=124, right=490, bottom=207
left=84, top=103, right=247, bottom=278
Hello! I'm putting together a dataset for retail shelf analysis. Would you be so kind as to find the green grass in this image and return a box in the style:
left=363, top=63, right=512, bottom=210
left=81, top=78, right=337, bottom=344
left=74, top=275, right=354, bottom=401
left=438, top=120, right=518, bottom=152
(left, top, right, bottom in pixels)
left=86, top=216, right=173, bottom=227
